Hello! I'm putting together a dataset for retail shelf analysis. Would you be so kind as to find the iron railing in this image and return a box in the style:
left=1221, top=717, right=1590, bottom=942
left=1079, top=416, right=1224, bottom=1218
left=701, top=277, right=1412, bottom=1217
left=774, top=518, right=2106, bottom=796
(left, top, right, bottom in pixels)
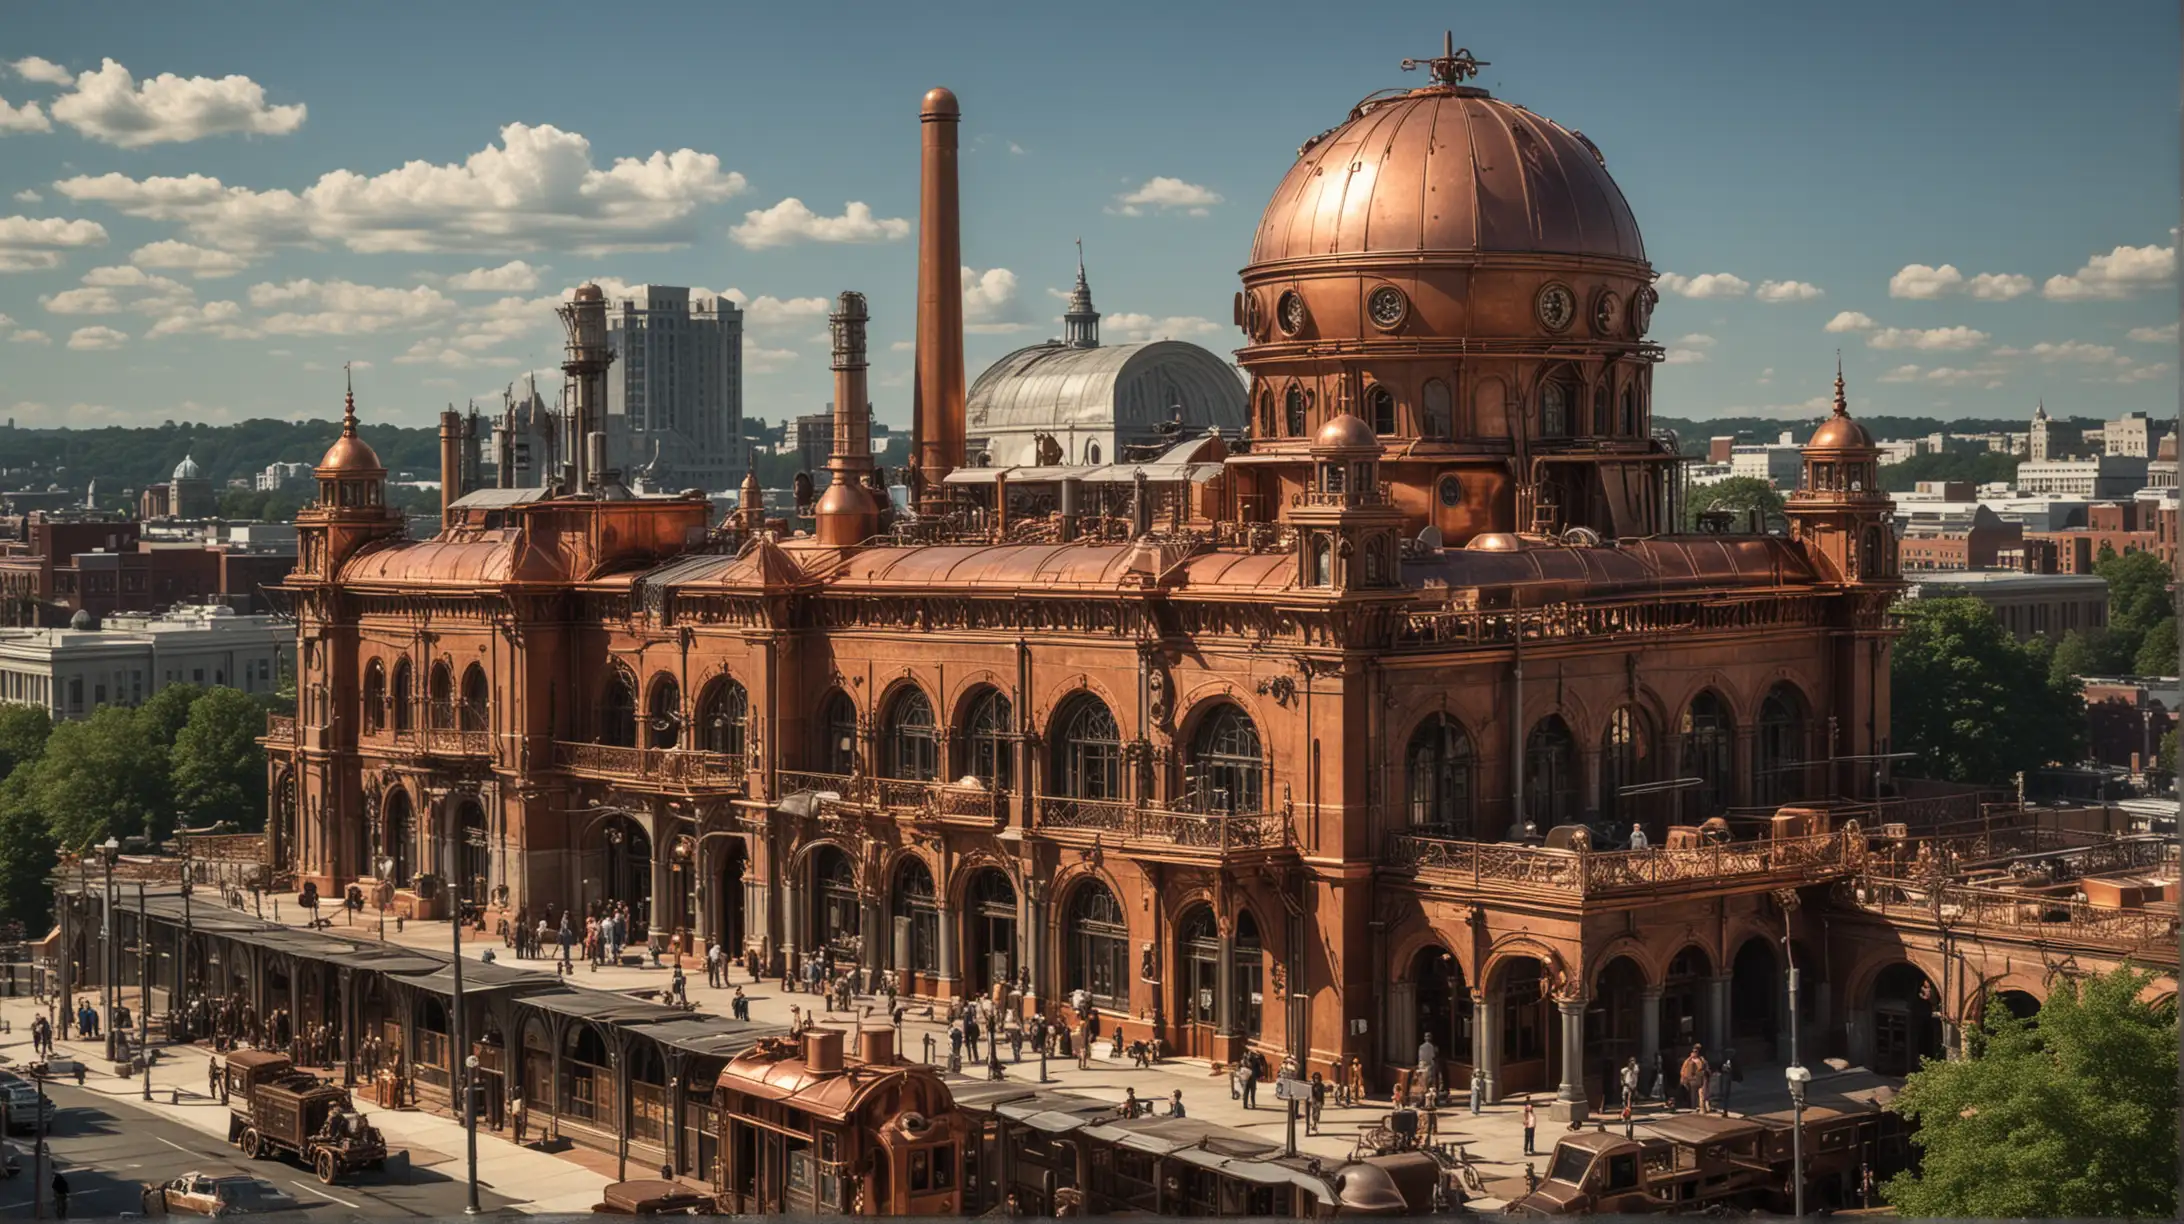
left=1839, top=874, right=2180, bottom=961
left=1384, top=830, right=1864, bottom=898
left=1033, top=795, right=1291, bottom=853
left=552, top=741, right=747, bottom=789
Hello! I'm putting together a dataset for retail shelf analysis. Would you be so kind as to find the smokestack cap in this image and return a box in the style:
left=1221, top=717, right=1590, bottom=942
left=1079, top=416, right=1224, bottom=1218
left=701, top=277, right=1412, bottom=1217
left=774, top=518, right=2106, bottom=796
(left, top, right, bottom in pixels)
left=921, top=87, right=960, bottom=120
left=573, top=283, right=604, bottom=302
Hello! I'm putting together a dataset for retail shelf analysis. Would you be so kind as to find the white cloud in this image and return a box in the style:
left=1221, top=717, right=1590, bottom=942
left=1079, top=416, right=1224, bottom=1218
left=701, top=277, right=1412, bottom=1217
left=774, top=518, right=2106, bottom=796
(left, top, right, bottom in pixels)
left=1823, top=311, right=1877, bottom=333
left=1656, top=271, right=1750, bottom=299
left=1879, top=363, right=2007, bottom=388
left=1757, top=367, right=1774, bottom=385
left=1103, top=312, right=1222, bottom=343
left=1754, top=280, right=1823, bottom=303
left=1965, top=272, right=2032, bottom=300
left=1110, top=176, right=1223, bottom=217
left=66, top=324, right=126, bottom=349
left=961, top=266, right=1025, bottom=333
left=889, top=339, right=916, bottom=354
left=2106, top=362, right=2173, bottom=384
left=1008, top=142, right=1025, bottom=156
left=0, top=93, right=49, bottom=134
left=247, top=277, right=456, bottom=335
left=1662, top=348, right=1709, bottom=365
left=146, top=298, right=253, bottom=339
left=391, top=338, right=520, bottom=369
left=130, top=239, right=247, bottom=278
left=1993, top=339, right=2122, bottom=364
left=723, top=291, right=831, bottom=329
left=729, top=198, right=908, bottom=249
left=11, top=189, right=39, bottom=203
left=1888, top=263, right=1962, bottom=299
left=0, top=214, right=107, bottom=272
left=1674, top=333, right=1717, bottom=348
left=8, top=329, right=49, bottom=345
left=1877, top=364, right=1922, bottom=383
left=2043, top=242, right=2176, bottom=300
left=444, top=260, right=541, bottom=292
left=745, top=345, right=797, bottom=374
left=1865, top=325, right=1989, bottom=351
left=58, top=122, right=747, bottom=254
left=48, top=58, right=304, bottom=147
left=2127, top=322, right=2179, bottom=343
left=11, top=57, right=74, bottom=87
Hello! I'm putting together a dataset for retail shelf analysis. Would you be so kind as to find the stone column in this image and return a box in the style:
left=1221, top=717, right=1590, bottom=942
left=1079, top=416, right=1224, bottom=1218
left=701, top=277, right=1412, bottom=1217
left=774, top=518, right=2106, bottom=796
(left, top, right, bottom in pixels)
left=1476, top=988, right=1503, bottom=1103
left=1024, top=882, right=1048, bottom=1010
left=1385, top=981, right=1415, bottom=1072
left=649, top=826, right=674, bottom=950
left=936, top=904, right=958, bottom=990
left=1215, top=933, right=1236, bottom=1037
left=1706, top=975, right=1731, bottom=1054
left=1637, top=987, right=1662, bottom=1090
left=744, top=878, right=770, bottom=955
left=780, top=878, right=800, bottom=970
left=860, top=896, right=881, bottom=987
left=1549, top=999, right=1588, bottom=1122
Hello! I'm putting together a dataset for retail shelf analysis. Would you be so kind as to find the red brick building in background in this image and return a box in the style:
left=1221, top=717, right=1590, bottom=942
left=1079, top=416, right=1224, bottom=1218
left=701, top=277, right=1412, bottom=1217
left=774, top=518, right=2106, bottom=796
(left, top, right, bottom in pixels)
left=0, top=514, right=293, bottom=626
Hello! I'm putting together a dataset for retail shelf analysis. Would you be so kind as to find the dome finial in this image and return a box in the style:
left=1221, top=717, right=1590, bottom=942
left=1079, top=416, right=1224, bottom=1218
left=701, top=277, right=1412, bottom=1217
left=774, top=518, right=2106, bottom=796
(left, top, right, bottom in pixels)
left=342, top=360, right=358, bottom=438
left=1833, top=350, right=1847, bottom=417
left=1402, top=32, right=1487, bottom=87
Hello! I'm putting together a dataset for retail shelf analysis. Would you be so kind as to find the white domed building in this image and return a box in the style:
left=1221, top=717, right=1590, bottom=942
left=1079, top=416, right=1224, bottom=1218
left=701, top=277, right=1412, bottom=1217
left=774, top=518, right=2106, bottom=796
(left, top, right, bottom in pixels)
left=139, top=453, right=218, bottom=520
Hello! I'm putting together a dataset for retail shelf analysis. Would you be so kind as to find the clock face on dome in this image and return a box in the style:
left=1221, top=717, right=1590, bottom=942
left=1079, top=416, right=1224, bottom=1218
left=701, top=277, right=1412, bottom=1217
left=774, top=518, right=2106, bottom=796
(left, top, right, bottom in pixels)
left=1277, top=290, right=1308, bottom=337
left=1537, top=283, right=1575, bottom=332
left=1244, top=291, right=1264, bottom=339
left=1593, top=291, right=1622, bottom=336
left=1367, top=285, right=1408, bottom=330
left=1633, top=286, right=1657, bottom=336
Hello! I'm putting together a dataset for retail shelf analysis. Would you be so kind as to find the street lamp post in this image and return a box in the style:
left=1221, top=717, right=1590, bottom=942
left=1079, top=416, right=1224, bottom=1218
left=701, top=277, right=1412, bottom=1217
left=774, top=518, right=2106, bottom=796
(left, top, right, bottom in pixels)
left=138, top=881, right=151, bottom=1101
left=451, top=878, right=479, bottom=1215
left=100, top=836, right=119, bottom=1062
left=1778, top=889, right=1808, bottom=1217
left=180, top=841, right=193, bottom=1036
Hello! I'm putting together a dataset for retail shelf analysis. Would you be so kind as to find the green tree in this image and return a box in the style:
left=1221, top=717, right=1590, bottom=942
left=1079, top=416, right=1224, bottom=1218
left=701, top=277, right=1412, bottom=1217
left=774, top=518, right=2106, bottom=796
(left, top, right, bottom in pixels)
left=1894, top=597, right=2084, bottom=783
left=2161, top=728, right=2177, bottom=774
left=1884, top=966, right=2178, bottom=1218
left=0, top=704, right=52, bottom=778
left=170, top=686, right=269, bottom=830
left=0, top=771, right=54, bottom=936
left=1686, top=476, right=1786, bottom=531
left=2133, top=615, right=2179, bottom=676
left=2097, top=548, right=2173, bottom=642
left=136, top=683, right=207, bottom=744
left=32, top=705, right=172, bottom=849
left=2048, top=627, right=2137, bottom=684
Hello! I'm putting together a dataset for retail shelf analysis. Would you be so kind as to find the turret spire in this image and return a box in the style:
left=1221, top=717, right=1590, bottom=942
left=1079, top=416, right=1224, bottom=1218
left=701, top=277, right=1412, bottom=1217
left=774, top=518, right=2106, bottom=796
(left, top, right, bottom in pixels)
left=1832, top=350, right=1847, bottom=416
left=342, top=362, right=358, bottom=438
left=1064, top=240, right=1100, bottom=349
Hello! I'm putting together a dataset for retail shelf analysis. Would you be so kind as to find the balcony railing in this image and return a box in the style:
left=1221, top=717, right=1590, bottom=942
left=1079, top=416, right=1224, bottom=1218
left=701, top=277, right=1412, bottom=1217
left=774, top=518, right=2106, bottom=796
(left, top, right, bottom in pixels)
left=775, top=770, right=871, bottom=804
left=1383, top=830, right=1864, bottom=899
left=1839, top=875, right=2180, bottom=960
left=419, top=729, right=492, bottom=758
left=553, top=741, right=747, bottom=789
left=1033, top=794, right=1292, bottom=855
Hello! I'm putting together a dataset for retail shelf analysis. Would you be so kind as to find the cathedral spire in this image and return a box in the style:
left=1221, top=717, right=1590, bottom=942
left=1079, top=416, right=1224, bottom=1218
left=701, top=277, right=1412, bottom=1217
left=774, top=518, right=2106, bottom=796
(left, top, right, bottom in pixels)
left=342, top=362, right=358, bottom=438
left=1833, top=350, right=1847, bottom=416
left=1064, top=239, right=1099, bottom=349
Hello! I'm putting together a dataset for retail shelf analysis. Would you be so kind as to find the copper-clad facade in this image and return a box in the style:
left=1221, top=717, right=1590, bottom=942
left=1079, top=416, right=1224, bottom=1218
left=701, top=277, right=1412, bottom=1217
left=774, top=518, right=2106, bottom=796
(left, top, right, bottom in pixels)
left=267, top=47, right=2116, bottom=1128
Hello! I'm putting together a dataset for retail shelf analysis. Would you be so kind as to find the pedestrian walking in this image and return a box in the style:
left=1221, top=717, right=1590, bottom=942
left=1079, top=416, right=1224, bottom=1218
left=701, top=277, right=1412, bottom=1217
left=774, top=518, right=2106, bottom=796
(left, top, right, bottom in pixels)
left=1469, top=1065, right=1485, bottom=1115
left=511, top=1088, right=528, bottom=1145
left=1679, top=1045, right=1710, bottom=1114
left=1620, top=1097, right=1634, bottom=1138
left=1308, top=1072, right=1327, bottom=1135
left=1075, top=1023, right=1092, bottom=1070
left=1620, top=1056, right=1640, bottom=1109
left=1649, top=1052, right=1667, bottom=1105
left=52, top=1170, right=69, bottom=1219
left=1241, top=1057, right=1259, bottom=1110
left=1522, top=1100, right=1537, bottom=1156
left=707, top=942, right=723, bottom=989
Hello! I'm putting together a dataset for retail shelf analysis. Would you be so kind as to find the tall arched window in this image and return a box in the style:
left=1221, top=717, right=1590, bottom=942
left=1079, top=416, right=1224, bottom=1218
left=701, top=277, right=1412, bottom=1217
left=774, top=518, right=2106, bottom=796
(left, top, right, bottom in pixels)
left=820, top=690, right=859, bottom=775
left=883, top=688, right=938, bottom=781
left=1620, top=385, right=1638, bottom=436
left=459, top=664, right=488, bottom=732
left=1539, top=380, right=1569, bottom=438
left=1756, top=684, right=1808, bottom=806
left=1256, top=390, right=1274, bottom=437
left=647, top=675, right=681, bottom=749
left=697, top=677, right=748, bottom=756
left=1681, top=692, right=1735, bottom=817
left=1067, top=879, right=1129, bottom=1007
left=1600, top=706, right=1651, bottom=827
left=1422, top=379, right=1452, bottom=440
left=599, top=667, right=638, bottom=748
left=812, top=845, right=861, bottom=957
left=1284, top=386, right=1307, bottom=436
left=1179, top=905, right=1220, bottom=1026
left=1367, top=384, right=1396, bottom=435
left=428, top=662, right=454, bottom=730
left=392, top=658, right=415, bottom=734
left=456, top=799, right=489, bottom=902
left=1592, top=386, right=1612, bottom=436
left=1406, top=715, right=1473, bottom=832
left=1052, top=694, right=1121, bottom=800
left=1310, top=537, right=1333, bottom=587
left=1188, top=704, right=1263, bottom=813
left=1234, top=910, right=1264, bottom=1038
left=363, top=660, right=386, bottom=735
left=1524, top=715, right=1579, bottom=826
left=383, top=788, right=414, bottom=887
left=894, top=856, right=938, bottom=975
left=961, top=687, right=1013, bottom=790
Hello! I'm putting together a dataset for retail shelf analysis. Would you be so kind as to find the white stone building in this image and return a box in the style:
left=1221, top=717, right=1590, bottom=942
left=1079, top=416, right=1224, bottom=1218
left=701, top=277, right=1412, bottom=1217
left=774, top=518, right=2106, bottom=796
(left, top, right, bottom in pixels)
left=0, top=604, right=292, bottom=720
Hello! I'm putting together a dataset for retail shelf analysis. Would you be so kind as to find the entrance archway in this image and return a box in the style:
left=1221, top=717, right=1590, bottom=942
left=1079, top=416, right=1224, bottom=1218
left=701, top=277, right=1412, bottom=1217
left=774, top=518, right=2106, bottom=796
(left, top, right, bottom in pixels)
left=1495, top=957, right=1555, bottom=1096
left=1993, top=988, right=2040, bottom=1023
left=588, top=814, right=652, bottom=934
left=1730, top=937, right=1779, bottom=1062
left=1234, top=911, right=1264, bottom=1040
left=455, top=798, right=490, bottom=905
left=384, top=789, right=415, bottom=887
left=1662, top=946, right=1711, bottom=1052
left=716, top=838, right=748, bottom=951
left=1587, top=955, right=1648, bottom=1099
left=810, top=845, right=862, bottom=967
left=1412, top=946, right=1471, bottom=1088
left=1178, top=905, right=1219, bottom=1058
left=1872, top=963, right=1942, bottom=1075
left=965, top=868, right=1017, bottom=996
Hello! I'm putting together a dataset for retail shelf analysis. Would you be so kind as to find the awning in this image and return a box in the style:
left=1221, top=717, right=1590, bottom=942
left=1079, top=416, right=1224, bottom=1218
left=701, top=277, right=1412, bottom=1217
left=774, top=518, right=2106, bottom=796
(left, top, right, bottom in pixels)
left=514, top=989, right=691, bottom=1027
left=402, top=958, right=551, bottom=997
left=630, top=1017, right=791, bottom=1059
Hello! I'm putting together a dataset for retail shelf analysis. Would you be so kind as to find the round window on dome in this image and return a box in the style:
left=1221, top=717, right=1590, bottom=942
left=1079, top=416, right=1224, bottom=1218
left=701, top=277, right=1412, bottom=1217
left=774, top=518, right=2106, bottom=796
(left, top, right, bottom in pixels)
left=1367, top=285, right=1408, bottom=331
left=1245, top=291, right=1265, bottom=340
left=1537, top=284, right=1576, bottom=332
left=1593, top=291, right=1622, bottom=337
left=1277, top=290, right=1308, bottom=337
left=1437, top=474, right=1464, bottom=508
left=1632, top=286, right=1657, bottom=337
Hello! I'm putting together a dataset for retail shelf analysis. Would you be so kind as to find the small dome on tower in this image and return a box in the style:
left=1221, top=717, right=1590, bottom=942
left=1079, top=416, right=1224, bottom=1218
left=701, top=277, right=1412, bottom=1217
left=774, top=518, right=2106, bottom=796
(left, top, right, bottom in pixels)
left=316, top=382, right=385, bottom=477
left=1806, top=365, right=1875, bottom=452
left=172, top=454, right=203, bottom=481
left=1314, top=413, right=1379, bottom=451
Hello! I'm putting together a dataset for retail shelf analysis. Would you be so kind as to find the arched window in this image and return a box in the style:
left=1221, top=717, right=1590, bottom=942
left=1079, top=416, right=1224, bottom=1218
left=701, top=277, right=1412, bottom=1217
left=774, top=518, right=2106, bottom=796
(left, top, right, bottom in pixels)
left=363, top=660, right=386, bottom=735
left=1310, top=537, right=1333, bottom=587
left=599, top=667, right=637, bottom=748
left=1681, top=692, right=1735, bottom=816
left=1256, top=390, right=1274, bottom=437
left=1234, top=910, right=1264, bottom=1038
left=392, top=658, right=414, bottom=734
left=1067, top=879, right=1129, bottom=1007
left=1406, top=715, right=1473, bottom=832
left=1524, top=715, right=1579, bottom=827
left=1284, top=386, right=1307, bottom=436
left=1620, top=385, right=1638, bottom=435
left=1188, top=704, right=1263, bottom=813
left=428, top=662, right=454, bottom=730
left=1600, top=706, right=1651, bottom=827
left=1539, top=380, right=1569, bottom=438
left=820, top=690, right=859, bottom=775
left=459, top=664, right=488, bottom=732
left=961, top=687, right=1013, bottom=790
left=456, top=799, right=489, bottom=903
left=1422, top=379, right=1452, bottom=439
left=1756, top=684, right=1808, bottom=806
left=697, top=677, right=748, bottom=756
left=383, top=788, right=413, bottom=887
left=894, top=856, right=938, bottom=975
left=1593, top=386, right=1612, bottom=436
left=883, top=688, right=938, bottom=781
left=1052, top=694, right=1121, bottom=800
left=647, top=675, right=681, bottom=749
left=1367, top=384, right=1396, bottom=435
left=812, top=845, right=861, bottom=957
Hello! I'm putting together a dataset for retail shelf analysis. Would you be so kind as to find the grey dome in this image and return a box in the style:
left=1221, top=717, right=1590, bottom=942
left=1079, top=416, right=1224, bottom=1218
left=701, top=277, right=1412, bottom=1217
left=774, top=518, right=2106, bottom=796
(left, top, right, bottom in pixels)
left=172, top=454, right=204, bottom=481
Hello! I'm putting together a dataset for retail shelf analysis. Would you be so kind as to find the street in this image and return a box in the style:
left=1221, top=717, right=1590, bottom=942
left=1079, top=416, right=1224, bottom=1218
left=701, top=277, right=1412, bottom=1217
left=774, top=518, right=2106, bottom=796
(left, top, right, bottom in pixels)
left=2, top=1079, right=520, bottom=1220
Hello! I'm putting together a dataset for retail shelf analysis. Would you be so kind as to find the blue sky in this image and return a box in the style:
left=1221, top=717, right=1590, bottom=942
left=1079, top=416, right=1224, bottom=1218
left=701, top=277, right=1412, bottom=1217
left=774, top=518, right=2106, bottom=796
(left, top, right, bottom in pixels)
left=0, top=1, right=2176, bottom=440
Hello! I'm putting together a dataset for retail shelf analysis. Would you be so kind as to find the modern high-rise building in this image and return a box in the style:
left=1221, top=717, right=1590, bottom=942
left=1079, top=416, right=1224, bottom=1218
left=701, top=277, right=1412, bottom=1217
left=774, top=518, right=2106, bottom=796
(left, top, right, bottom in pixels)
left=604, top=286, right=745, bottom=490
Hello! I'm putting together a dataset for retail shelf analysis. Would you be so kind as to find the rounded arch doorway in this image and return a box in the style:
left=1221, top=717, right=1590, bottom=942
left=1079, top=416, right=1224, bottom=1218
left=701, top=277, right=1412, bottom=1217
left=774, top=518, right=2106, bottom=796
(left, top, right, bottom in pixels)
left=587, top=814, right=652, bottom=936
left=963, top=867, right=1017, bottom=998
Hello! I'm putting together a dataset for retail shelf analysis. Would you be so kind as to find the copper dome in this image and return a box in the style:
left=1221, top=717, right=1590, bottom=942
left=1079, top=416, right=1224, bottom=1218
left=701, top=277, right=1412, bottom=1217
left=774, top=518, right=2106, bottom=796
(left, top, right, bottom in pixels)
left=1249, top=80, right=1645, bottom=267
left=316, top=387, right=385, bottom=476
left=1806, top=369, right=1876, bottom=452
left=1314, top=413, right=1379, bottom=451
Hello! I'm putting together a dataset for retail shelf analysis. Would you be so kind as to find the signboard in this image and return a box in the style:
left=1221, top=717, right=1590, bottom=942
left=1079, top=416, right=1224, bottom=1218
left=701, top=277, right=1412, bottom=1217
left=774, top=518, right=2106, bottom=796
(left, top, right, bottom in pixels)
left=1273, top=1076, right=1312, bottom=1102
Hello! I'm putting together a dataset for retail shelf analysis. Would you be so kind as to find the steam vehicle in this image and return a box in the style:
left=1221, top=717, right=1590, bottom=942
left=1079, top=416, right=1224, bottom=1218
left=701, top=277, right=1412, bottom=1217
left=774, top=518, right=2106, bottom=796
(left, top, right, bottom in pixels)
left=223, top=1050, right=388, bottom=1184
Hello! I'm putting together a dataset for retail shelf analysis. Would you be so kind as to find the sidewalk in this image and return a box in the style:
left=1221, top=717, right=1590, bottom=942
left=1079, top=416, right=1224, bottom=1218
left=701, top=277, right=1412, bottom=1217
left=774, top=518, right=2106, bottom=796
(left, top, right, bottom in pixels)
left=0, top=994, right=610, bottom=1214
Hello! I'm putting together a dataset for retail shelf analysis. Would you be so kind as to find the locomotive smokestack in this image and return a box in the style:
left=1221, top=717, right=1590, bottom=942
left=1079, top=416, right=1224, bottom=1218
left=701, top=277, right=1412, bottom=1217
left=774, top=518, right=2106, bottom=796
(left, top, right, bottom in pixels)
left=815, top=291, right=880, bottom=546
left=914, top=87, right=965, bottom=515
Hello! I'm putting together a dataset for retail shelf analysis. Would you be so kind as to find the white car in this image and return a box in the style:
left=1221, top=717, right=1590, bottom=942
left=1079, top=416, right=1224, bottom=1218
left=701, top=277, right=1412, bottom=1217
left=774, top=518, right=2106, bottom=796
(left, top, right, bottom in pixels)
left=148, top=1173, right=302, bottom=1217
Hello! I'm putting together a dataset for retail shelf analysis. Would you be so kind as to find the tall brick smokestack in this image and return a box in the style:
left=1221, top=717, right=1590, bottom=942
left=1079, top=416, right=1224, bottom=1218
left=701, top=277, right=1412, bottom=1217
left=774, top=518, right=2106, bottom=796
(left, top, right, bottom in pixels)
left=914, top=87, right=965, bottom=515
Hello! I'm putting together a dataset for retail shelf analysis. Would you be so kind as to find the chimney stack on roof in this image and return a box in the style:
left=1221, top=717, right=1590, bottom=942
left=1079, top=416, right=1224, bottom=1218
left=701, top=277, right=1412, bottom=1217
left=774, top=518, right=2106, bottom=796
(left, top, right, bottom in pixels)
left=914, top=87, right=966, bottom=515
